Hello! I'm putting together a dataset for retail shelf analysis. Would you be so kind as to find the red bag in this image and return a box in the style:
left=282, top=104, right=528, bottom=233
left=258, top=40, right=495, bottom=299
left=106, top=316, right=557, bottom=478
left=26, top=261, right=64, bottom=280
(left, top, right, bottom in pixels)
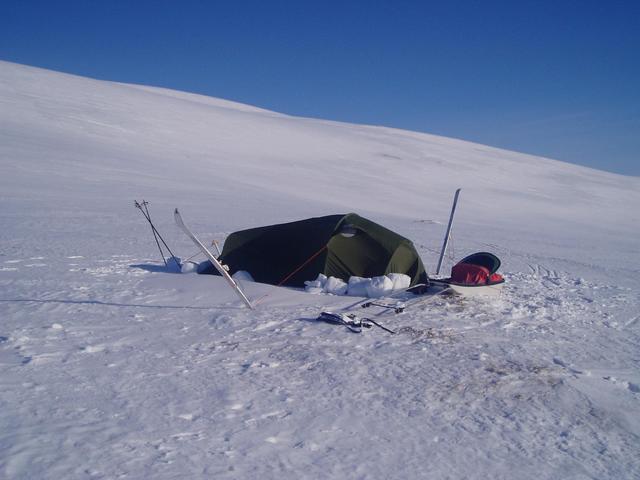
left=451, top=263, right=490, bottom=285
left=489, top=273, right=503, bottom=283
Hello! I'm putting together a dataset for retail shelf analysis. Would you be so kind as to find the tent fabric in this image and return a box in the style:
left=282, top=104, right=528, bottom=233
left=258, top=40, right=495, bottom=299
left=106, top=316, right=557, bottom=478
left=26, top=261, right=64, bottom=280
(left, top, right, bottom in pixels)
left=199, top=213, right=429, bottom=287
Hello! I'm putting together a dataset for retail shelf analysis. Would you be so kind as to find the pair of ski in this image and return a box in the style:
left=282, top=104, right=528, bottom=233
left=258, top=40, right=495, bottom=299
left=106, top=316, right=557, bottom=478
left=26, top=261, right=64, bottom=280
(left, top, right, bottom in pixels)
left=359, top=284, right=451, bottom=314
left=318, top=284, right=452, bottom=334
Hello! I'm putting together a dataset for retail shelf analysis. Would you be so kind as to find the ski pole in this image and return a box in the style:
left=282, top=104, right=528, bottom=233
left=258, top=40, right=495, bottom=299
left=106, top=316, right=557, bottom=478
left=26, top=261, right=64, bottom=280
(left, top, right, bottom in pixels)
left=141, top=201, right=168, bottom=256
left=135, top=200, right=167, bottom=266
left=135, top=200, right=178, bottom=261
left=436, top=188, right=461, bottom=276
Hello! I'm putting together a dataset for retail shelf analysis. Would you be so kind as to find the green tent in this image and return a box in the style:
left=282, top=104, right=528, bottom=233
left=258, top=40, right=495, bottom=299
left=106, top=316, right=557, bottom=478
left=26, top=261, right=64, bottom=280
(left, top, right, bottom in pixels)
left=199, top=213, right=429, bottom=287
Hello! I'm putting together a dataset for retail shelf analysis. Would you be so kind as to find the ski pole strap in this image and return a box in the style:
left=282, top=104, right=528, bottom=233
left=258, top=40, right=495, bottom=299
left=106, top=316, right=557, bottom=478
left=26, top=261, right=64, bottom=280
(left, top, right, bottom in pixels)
left=277, top=244, right=328, bottom=287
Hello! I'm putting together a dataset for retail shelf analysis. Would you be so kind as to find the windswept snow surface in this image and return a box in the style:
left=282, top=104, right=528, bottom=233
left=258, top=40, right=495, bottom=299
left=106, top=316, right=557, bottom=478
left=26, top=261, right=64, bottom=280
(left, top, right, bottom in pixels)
left=1, top=61, right=639, bottom=479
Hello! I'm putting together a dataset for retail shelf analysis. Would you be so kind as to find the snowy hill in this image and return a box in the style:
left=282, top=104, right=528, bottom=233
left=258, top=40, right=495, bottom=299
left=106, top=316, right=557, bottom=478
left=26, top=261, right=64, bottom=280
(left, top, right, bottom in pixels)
left=1, top=60, right=639, bottom=479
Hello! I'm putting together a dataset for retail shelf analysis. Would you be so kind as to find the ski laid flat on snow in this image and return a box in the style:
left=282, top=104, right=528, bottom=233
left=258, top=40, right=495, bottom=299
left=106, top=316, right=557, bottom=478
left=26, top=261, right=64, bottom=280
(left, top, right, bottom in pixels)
left=174, top=208, right=254, bottom=309
left=357, top=284, right=453, bottom=315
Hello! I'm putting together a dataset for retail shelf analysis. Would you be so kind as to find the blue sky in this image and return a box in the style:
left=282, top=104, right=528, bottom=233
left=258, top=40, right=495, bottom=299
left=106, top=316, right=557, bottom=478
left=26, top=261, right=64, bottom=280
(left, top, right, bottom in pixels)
left=2, top=1, right=639, bottom=175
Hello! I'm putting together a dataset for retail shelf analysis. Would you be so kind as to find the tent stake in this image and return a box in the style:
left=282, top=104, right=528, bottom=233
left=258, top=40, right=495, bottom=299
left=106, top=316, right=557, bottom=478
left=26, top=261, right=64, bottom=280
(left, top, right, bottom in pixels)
left=436, top=188, right=461, bottom=276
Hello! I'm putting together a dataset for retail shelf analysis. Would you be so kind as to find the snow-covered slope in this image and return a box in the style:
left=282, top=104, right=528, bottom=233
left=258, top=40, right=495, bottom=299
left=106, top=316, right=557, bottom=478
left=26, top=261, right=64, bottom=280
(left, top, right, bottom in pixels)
left=1, top=60, right=639, bottom=479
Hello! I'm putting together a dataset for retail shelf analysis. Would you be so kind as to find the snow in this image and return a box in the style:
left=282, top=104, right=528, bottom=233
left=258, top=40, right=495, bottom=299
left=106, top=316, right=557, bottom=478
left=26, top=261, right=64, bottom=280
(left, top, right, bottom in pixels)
left=386, top=272, right=411, bottom=292
left=321, top=275, right=348, bottom=296
left=232, top=270, right=255, bottom=283
left=304, top=273, right=411, bottom=298
left=1, top=60, right=640, bottom=479
left=365, top=275, right=395, bottom=298
left=304, top=273, right=328, bottom=293
left=347, top=275, right=370, bottom=297
left=304, top=273, right=411, bottom=297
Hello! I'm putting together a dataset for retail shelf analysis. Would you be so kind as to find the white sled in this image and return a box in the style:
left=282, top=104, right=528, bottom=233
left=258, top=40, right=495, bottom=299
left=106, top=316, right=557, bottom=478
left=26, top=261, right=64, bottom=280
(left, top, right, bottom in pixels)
left=430, top=278, right=504, bottom=297
left=431, top=251, right=506, bottom=297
